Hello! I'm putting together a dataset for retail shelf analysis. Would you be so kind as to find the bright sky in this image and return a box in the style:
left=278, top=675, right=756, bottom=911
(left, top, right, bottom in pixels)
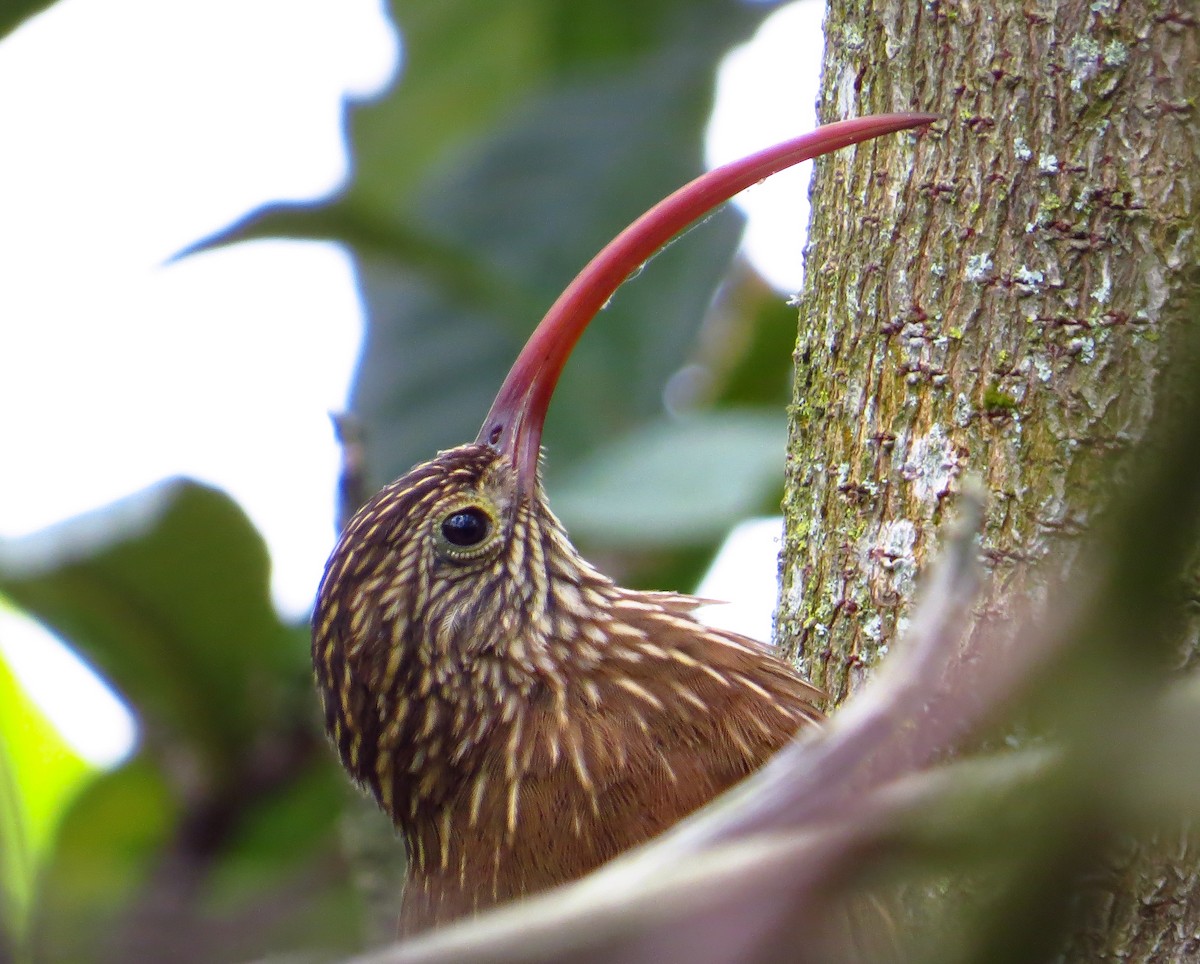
left=0, top=0, right=824, bottom=767
left=706, top=0, right=822, bottom=292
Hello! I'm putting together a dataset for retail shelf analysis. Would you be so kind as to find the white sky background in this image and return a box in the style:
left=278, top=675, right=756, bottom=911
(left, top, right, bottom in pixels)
left=0, top=0, right=825, bottom=766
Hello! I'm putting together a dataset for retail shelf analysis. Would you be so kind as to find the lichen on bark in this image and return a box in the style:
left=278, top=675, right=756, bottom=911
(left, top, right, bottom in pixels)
left=778, top=1, right=1199, bottom=957
left=780, top=0, right=1198, bottom=700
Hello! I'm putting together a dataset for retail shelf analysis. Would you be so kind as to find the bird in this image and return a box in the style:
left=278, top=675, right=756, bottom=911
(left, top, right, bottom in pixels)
left=311, top=113, right=935, bottom=936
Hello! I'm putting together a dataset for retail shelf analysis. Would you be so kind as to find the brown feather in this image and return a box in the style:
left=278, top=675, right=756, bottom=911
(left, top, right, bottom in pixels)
left=312, top=443, right=824, bottom=935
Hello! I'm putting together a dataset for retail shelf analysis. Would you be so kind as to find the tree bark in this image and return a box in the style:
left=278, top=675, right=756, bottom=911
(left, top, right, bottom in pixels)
left=778, top=0, right=1199, bottom=959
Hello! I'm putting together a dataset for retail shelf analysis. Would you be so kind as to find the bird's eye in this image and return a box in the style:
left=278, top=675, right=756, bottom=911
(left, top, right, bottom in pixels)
left=441, top=508, right=490, bottom=546
left=433, top=501, right=500, bottom=562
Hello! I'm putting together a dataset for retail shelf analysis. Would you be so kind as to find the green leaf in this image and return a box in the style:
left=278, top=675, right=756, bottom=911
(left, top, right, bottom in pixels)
left=33, top=761, right=175, bottom=963
left=191, top=0, right=774, bottom=496
left=0, top=480, right=310, bottom=782
left=709, top=269, right=804, bottom=409
left=352, top=1, right=768, bottom=488
left=203, top=762, right=346, bottom=912
left=35, top=754, right=359, bottom=963
left=346, top=0, right=760, bottom=218
left=0, top=628, right=93, bottom=956
left=548, top=411, right=787, bottom=547
left=0, top=0, right=57, bottom=42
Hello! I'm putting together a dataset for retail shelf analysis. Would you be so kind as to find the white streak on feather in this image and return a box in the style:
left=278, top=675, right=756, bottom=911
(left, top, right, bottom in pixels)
left=700, top=664, right=732, bottom=687
left=670, top=678, right=708, bottom=713
left=582, top=679, right=602, bottom=708
left=468, top=773, right=488, bottom=827
left=419, top=700, right=440, bottom=738
left=733, top=673, right=774, bottom=702
left=506, top=713, right=525, bottom=780
left=506, top=779, right=521, bottom=839
left=615, top=676, right=664, bottom=710
left=439, top=808, right=452, bottom=869
left=568, top=729, right=594, bottom=795
left=725, top=722, right=755, bottom=760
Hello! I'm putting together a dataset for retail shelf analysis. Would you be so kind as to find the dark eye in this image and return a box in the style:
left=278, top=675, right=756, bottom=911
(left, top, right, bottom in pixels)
left=440, top=507, right=491, bottom=547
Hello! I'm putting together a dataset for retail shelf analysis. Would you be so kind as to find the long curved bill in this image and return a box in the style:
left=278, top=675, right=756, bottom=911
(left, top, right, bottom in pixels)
left=477, top=112, right=937, bottom=496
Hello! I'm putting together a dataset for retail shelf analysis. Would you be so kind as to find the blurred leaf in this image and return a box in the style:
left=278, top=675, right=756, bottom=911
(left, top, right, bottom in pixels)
left=549, top=411, right=787, bottom=547
left=193, top=0, right=775, bottom=500
left=37, top=752, right=360, bottom=963
left=708, top=269, right=801, bottom=409
left=0, top=636, right=93, bottom=956
left=0, top=0, right=56, bottom=42
left=200, top=0, right=764, bottom=241
left=204, top=762, right=346, bottom=911
left=192, top=761, right=367, bottom=961
left=354, top=1, right=765, bottom=488
left=34, top=761, right=175, bottom=962
left=0, top=480, right=309, bottom=783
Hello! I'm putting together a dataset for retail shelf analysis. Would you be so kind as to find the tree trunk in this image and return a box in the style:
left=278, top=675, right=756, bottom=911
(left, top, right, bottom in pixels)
left=778, top=0, right=1199, bottom=959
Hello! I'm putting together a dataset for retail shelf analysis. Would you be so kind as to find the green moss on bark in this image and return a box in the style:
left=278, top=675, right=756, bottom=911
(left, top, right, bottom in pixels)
left=779, top=2, right=1199, bottom=955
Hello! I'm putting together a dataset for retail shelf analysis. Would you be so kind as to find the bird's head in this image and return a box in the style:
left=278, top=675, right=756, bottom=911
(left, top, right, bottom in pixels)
left=311, top=114, right=935, bottom=807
